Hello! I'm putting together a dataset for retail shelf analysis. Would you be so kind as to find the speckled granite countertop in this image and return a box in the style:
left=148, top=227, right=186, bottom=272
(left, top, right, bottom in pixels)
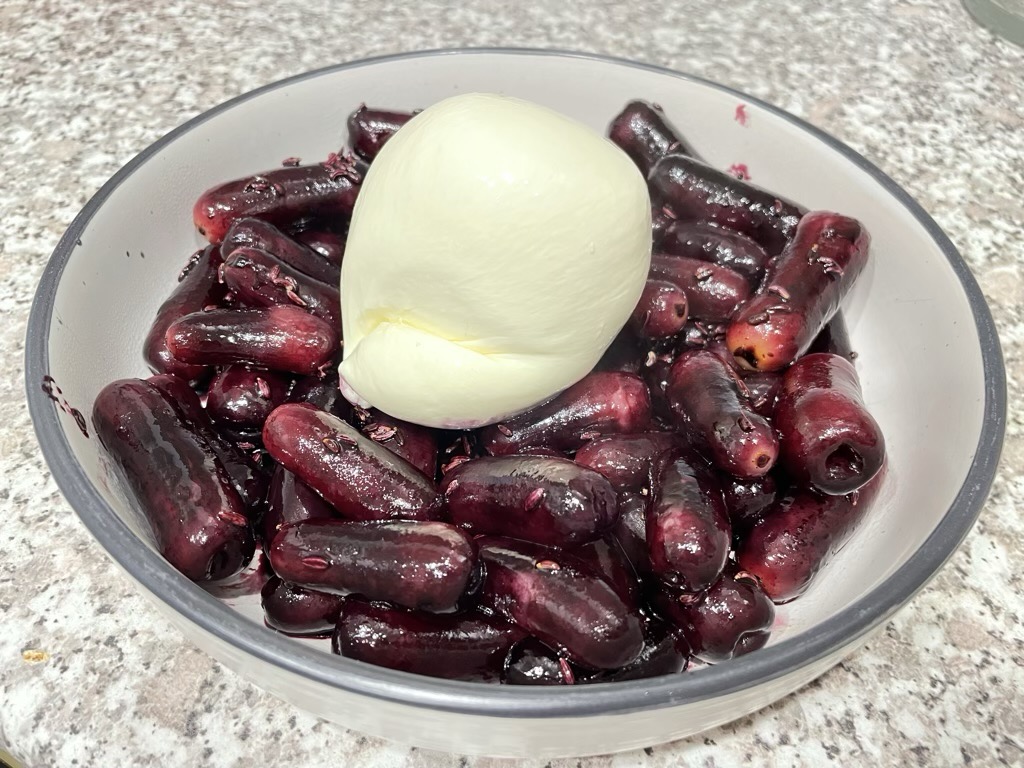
left=2, top=1, right=1023, bottom=765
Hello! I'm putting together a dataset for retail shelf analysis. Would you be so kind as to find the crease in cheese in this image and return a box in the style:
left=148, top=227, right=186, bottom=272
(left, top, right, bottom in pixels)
left=339, top=93, right=652, bottom=428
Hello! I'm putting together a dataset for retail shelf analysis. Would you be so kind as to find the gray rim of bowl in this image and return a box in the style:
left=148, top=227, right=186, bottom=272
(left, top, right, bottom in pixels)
left=26, top=47, right=1006, bottom=720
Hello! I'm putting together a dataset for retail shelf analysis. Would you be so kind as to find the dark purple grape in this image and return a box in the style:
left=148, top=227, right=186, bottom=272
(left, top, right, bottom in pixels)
left=774, top=353, right=885, bottom=495
left=92, top=379, right=254, bottom=582
left=647, top=457, right=730, bottom=593
left=477, top=537, right=644, bottom=670
left=262, top=403, right=442, bottom=522
left=353, top=408, right=439, bottom=480
left=517, top=446, right=569, bottom=458
left=165, top=306, right=339, bottom=375
left=742, top=371, right=782, bottom=419
left=288, top=372, right=352, bottom=421
left=573, top=432, right=679, bottom=494
left=595, top=330, right=647, bottom=374
left=193, top=162, right=366, bottom=244
left=584, top=622, right=688, bottom=682
left=629, top=279, right=689, bottom=338
left=679, top=319, right=728, bottom=351
left=650, top=253, right=750, bottom=323
left=721, top=473, right=778, bottom=529
left=653, top=570, right=774, bottom=662
left=607, top=100, right=699, bottom=175
left=659, top=220, right=769, bottom=286
left=641, top=354, right=678, bottom=424
left=294, top=229, right=346, bottom=267
left=261, top=465, right=336, bottom=547
left=268, top=519, right=476, bottom=612
left=480, top=372, right=652, bottom=456
left=503, top=639, right=577, bottom=685
left=649, top=154, right=805, bottom=256
left=570, top=536, right=641, bottom=609
left=147, top=373, right=269, bottom=512
left=666, top=350, right=778, bottom=478
left=727, top=211, right=870, bottom=372
left=347, top=105, right=416, bottom=161
left=651, top=206, right=675, bottom=247
left=261, top=576, right=345, bottom=636
left=736, top=468, right=886, bottom=603
left=703, top=338, right=745, bottom=373
left=611, top=492, right=652, bottom=578
left=222, top=217, right=340, bottom=285
left=205, top=365, right=290, bottom=434
left=223, top=246, right=341, bottom=330
left=143, top=245, right=225, bottom=382
left=335, top=600, right=524, bottom=682
left=442, top=456, right=617, bottom=547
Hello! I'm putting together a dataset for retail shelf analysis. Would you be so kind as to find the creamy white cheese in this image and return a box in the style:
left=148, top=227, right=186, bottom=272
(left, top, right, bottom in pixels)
left=339, top=93, right=652, bottom=428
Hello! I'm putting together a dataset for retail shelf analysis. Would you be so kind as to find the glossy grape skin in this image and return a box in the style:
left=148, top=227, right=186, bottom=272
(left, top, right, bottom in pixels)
left=679, top=319, right=728, bottom=351
left=651, top=205, right=675, bottom=247
left=347, top=105, right=416, bottom=161
left=477, top=536, right=644, bottom=670
left=147, top=373, right=269, bottom=513
left=629, top=279, right=689, bottom=338
left=646, top=457, right=731, bottom=593
left=735, top=468, right=886, bottom=603
left=659, top=220, right=769, bottom=286
left=92, top=379, right=254, bottom=582
left=721, top=473, right=778, bottom=529
left=166, top=306, right=339, bottom=376
left=653, top=570, right=774, bottom=662
left=649, top=253, right=751, bottom=322
left=479, top=372, right=652, bottom=456
left=268, top=519, right=477, bottom=612
left=727, top=211, right=870, bottom=372
left=503, top=639, right=577, bottom=685
left=261, top=577, right=345, bottom=636
left=223, top=246, right=341, bottom=330
left=262, top=403, right=443, bottom=522
left=774, top=353, right=885, bottom=495
left=205, top=365, right=291, bottom=434
left=666, top=350, right=778, bottom=478
left=570, top=536, right=642, bottom=610
left=741, top=370, right=783, bottom=419
left=260, top=465, right=337, bottom=548
left=584, top=622, right=689, bottom=682
left=649, top=154, right=805, bottom=256
left=594, top=331, right=647, bottom=375
left=143, top=245, right=225, bottom=383
left=222, top=217, right=340, bottom=285
left=287, top=372, right=353, bottom=422
left=641, top=354, right=677, bottom=424
left=703, top=338, right=747, bottom=376
left=193, top=163, right=365, bottom=244
left=442, top=456, right=617, bottom=547
left=334, top=600, right=525, bottom=682
left=353, top=407, right=439, bottom=480
left=608, top=99, right=699, bottom=176
left=610, top=492, right=652, bottom=578
left=573, top=432, right=679, bottom=494
left=294, top=229, right=346, bottom=267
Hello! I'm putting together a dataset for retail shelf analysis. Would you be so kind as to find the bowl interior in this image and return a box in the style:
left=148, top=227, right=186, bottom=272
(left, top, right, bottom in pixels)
left=33, top=52, right=992, bottom=668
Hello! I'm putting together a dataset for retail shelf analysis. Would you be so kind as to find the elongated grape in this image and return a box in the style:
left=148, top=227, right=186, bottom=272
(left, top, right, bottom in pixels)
left=269, top=519, right=476, bottom=612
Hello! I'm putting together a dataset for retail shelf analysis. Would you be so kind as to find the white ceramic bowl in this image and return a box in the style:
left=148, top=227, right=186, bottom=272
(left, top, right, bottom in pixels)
left=26, top=49, right=1005, bottom=758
